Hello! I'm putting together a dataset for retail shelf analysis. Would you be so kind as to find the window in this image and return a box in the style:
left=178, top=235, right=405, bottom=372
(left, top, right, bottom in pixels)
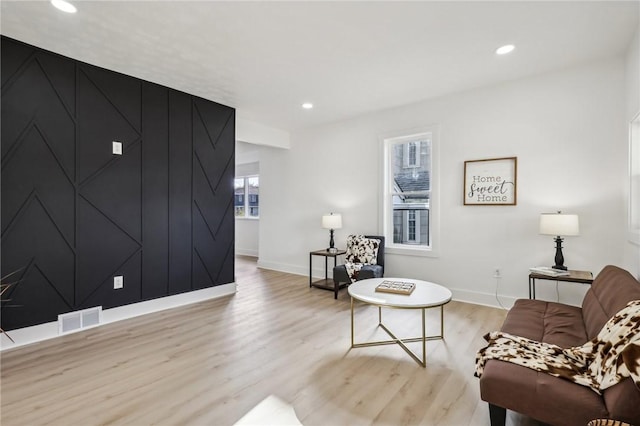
left=234, top=175, right=259, bottom=218
left=382, top=128, right=438, bottom=255
left=406, top=210, right=417, bottom=242
left=404, top=141, right=420, bottom=168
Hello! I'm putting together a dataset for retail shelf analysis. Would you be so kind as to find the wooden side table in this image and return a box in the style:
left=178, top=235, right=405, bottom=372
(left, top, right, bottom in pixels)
left=528, top=270, right=594, bottom=299
left=309, top=249, right=346, bottom=296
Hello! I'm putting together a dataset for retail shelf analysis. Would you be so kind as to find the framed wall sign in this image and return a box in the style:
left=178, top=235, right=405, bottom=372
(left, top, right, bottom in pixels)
left=464, top=157, right=517, bottom=205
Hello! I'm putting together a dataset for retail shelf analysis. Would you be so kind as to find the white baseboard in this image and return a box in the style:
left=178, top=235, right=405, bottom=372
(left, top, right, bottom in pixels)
left=257, top=261, right=518, bottom=310
left=257, top=259, right=344, bottom=281
left=257, top=259, right=309, bottom=277
left=236, top=248, right=259, bottom=257
left=449, top=287, right=516, bottom=310
left=0, top=283, right=236, bottom=351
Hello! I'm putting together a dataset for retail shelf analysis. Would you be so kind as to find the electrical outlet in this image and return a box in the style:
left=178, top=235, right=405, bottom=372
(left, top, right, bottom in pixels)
left=112, top=141, right=123, bottom=155
left=113, top=275, right=124, bottom=289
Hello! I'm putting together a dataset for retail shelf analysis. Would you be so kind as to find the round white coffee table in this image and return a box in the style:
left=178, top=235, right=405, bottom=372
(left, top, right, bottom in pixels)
left=348, top=277, right=452, bottom=367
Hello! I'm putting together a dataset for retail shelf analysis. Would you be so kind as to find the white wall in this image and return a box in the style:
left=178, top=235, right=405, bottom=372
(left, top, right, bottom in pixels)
left=237, top=118, right=290, bottom=149
left=624, top=29, right=640, bottom=279
left=258, top=56, right=628, bottom=307
left=235, top=143, right=260, bottom=257
left=236, top=217, right=259, bottom=257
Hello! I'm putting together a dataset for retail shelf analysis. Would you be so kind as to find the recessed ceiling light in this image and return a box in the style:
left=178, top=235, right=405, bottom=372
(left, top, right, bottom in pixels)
left=496, top=44, right=515, bottom=55
left=302, top=103, right=313, bottom=109
left=51, top=0, right=77, bottom=13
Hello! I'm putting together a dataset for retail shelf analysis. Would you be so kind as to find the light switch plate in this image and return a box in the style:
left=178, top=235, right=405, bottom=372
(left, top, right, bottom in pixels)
left=112, top=141, right=123, bottom=155
left=113, top=276, right=124, bottom=289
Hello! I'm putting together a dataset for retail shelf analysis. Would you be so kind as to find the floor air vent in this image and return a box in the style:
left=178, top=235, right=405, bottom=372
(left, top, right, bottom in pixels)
left=58, top=306, right=102, bottom=334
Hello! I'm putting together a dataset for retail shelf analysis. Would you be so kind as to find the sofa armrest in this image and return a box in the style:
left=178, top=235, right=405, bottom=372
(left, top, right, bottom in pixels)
left=603, top=379, right=640, bottom=424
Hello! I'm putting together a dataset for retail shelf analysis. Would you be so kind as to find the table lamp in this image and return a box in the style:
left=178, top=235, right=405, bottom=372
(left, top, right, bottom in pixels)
left=539, top=211, right=579, bottom=270
left=322, top=213, right=342, bottom=251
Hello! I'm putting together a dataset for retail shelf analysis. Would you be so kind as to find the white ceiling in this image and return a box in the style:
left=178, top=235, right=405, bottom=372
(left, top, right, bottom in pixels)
left=1, top=1, right=638, bottom=132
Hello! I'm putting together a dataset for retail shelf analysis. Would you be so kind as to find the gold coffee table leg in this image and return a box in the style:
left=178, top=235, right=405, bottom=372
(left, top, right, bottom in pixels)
left=422, top=308, right=426, bottom=365
left=350, top=301, right=445, bottom=367
left=350, top=297, right=355, bottom=347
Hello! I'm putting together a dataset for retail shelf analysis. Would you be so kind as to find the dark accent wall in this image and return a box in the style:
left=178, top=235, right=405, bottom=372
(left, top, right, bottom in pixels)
left=1, top=36, right=235, bottom=331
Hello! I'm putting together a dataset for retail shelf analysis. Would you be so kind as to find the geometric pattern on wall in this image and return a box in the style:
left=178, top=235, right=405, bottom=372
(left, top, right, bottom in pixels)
left=76, top=64, right=142, bottom=309
left=0, top=195, right=75, bottom=330
left=77, top=67, right=141, bottom=184
left=1, top=36, right=235, bottom=331
left=1, top=48, right=76, bottom=331
left=192, top=98, right=235, bottom=289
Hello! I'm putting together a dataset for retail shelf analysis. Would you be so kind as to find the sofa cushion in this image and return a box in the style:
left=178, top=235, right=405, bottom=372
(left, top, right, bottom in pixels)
left=582, top=265, right=640, bottom=340
left=502, top=299, right=588, bottom=347
left=480, top=362, right=608, bottom=426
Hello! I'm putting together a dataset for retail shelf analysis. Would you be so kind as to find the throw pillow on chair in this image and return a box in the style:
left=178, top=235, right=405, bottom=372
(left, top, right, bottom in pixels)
left=344, top=235, right=381, bottom=282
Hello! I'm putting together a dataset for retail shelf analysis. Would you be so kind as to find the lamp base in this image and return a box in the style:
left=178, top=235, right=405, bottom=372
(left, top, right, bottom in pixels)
left=326, top=228, right=335, bottom=252
left=552, top=236, right=567, bottom=271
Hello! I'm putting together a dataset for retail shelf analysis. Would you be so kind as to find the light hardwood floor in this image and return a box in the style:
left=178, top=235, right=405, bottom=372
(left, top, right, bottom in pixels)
left=1, top=256, right=539, bottom=426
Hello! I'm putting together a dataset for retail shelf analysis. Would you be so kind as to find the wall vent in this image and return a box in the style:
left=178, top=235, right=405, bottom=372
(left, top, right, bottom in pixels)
left=58, top=306, right=102, bottom=334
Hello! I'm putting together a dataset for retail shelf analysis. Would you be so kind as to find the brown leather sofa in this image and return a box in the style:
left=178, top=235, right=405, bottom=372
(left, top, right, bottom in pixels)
left=479, top=265, right=640, bottom=426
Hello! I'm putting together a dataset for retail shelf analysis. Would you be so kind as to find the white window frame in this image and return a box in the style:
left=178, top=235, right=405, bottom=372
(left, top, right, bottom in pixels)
left=404, top=210, right=420, bottom=243
left=380, top=126, right=439, bottom=257
left=403, top=141, right=420, bottom=168
left=235, top=175, right=259, bottom=220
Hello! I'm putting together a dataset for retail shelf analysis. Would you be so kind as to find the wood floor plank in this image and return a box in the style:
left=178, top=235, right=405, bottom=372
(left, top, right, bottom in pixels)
left=1, top=256, right=545, bottom=426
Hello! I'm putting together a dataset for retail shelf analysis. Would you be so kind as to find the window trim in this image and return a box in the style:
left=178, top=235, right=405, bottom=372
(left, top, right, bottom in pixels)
left=380, top=126, right=440, bottom=257
left=405, top=210, right=419, bottom=243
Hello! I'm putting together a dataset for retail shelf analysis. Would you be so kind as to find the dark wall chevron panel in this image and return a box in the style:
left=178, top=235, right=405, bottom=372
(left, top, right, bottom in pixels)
left=1, top=36, right=235, bottom=331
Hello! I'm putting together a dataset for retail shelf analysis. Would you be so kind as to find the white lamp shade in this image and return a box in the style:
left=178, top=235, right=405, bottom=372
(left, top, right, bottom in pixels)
left=539, top=213, right=579, bottom=236
left=322, top=213, right=342, bottom=229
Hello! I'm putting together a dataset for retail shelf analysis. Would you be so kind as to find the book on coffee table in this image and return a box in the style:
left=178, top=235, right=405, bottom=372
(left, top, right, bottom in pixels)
left=375, top=280, right=416, bottom=295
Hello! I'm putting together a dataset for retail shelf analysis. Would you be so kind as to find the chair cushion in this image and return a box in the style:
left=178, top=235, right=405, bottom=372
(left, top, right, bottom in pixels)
left=345, top=235, right=380, bottom=265
left=358, top=265, right=383, bottom=279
